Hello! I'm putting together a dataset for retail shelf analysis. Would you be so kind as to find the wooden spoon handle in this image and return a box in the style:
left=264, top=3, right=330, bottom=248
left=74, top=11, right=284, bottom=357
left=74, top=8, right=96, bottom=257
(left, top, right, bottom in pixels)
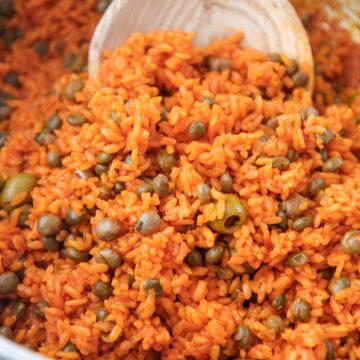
left=89, top=0, right=313, bottom=93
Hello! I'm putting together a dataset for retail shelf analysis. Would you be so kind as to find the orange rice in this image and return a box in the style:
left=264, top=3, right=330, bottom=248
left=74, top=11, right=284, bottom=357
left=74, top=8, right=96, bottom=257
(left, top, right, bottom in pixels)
left=0, top=0, right=360, bottom=359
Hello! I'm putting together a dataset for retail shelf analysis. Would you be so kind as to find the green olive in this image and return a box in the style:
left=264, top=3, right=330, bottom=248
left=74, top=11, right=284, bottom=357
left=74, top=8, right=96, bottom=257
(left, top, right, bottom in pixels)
left=272, top=294, right=285, bottom=310
left=156, top=149, right=176, bottom=172
left=322, top=157, right=343, bottom=172
left=10, top=301, right=25, bottom=321
left=299, top=105, right=319, bottom=121
left=67, top=113, right=86, bottom=126
left=37, top=213, right=62, bottom=236
left=62, top=342, right=79, bottom=353
left=286, top=252, right=308, bottom=267
left=135, top=210, right=161, bottom=235
left=292, top=298, right=310, bottom=322
left=272, top=157, right=290, bottom=171
left=0, top=271, right=19, bottom=295
left=93, top=281, right=113, bottom=299
left=45, top=114, right=62, bottom=132
left=292, top=71, right=309, bottom=87
left=291, top=216, right=313, bottom=232
left=64, top=247, right=89, bottom=262
left=33, top=300, right=49, bottom=320
left=97, top=152, right=115, bottom=164
left=327, top=276, right=350, bottom=294
left=186, top=248, right=203, bottom=266
left=308, top=178, right=326, bottom=198
left=9, top=204, right=31, bottom=229
left=95, top=248, right=122, bottom=271
left=95, top=307, right=108, bottom=321
left=42, top=235, right=61, bottom=252
left=205, top=243, right=225, bottom=265
left=316, top=128, right=335, bottom=144
left=208, top=194, right=247, bottom=234
left=220, top=172, right=233, bottom=193
left=0, top=326, right=13, bottom=340
left=0, top=173, right=37, bottom=212
left=265, top=314, right=284, bottom=335
left=341, top=230, right=360, bottom=255
left=233, top=325, right=254, bottom=350
left=47, top=151, right=62, bottom=168
left=153, top=174, right=169, bottom=197
left=141, top=278, right=162, bottom=298
left=94, top=217, right=122, bottom=241
left=197, top=183, right=210, bottom=203
left=98, top=185, right=115, bottom=200
left=281, top=193, right=307, bottom=218
left=189, top=121, right=207, bottom=140
left=64, top=79, right=84, bottom=100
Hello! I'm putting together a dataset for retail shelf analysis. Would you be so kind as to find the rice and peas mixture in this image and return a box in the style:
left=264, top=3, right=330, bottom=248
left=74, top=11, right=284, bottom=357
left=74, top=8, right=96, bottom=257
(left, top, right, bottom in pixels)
left=0, top=0, right=359, bottom=359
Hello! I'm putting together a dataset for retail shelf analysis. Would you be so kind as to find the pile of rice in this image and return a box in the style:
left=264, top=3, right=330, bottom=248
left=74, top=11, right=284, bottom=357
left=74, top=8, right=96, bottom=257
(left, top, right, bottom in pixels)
left=0, top=0, right=359, bottom=359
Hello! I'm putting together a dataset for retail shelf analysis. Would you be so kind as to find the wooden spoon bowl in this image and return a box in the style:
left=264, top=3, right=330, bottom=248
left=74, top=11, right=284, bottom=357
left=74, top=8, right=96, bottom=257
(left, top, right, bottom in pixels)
left=89, top=0, right=314, bottom=92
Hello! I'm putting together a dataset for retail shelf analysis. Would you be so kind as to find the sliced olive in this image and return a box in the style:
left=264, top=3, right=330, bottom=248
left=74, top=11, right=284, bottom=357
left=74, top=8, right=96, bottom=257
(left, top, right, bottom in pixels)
left=0, top=173, right=37, bottom=212
left=209, top=194, right=247, bottom=234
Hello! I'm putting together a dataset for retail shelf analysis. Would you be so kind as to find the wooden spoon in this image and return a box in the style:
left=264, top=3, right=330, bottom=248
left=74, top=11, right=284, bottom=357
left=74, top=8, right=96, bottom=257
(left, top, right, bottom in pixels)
left=89, top=0, right=314, bottom=93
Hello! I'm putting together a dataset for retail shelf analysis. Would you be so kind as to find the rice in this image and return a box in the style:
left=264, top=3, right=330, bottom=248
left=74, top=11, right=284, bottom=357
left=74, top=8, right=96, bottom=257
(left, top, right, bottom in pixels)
left=0, top=0, right=359, bottom=359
